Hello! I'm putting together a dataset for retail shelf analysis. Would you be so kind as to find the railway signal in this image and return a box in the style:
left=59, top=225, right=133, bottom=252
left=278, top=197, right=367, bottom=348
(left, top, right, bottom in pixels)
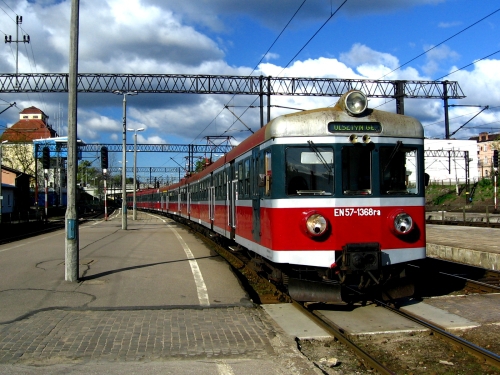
left=494, top=150, right=498, bottom=169
left=100, top=146, right=108, bottom=170
left=42, top=147, right=50, bottom=170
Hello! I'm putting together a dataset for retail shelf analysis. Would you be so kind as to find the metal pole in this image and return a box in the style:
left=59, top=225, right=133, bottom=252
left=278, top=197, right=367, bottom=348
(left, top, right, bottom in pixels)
left=44, top=168, right=48, bottom=217
left=443, top=81, right=450, bottom=139
left=495, top=173, right=498, bottom=212
left=65, top=0, right=79, bottom=282
left=0, top=142, right=3, bottom=223
left=122, top=95, right=127, bottom=230
left=103, top=170, right=108, bottom=221
left=133, top=132, right=137, bottom=220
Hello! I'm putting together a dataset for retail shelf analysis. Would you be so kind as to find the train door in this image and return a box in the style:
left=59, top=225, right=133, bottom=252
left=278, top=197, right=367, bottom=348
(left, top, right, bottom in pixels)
left=160, top=194, right=164, bottom=212
left=208, top=185, right=215, bottom=229
left=187, top=191, right=191, bottom=219
left=177, top=189, right=181, bottom=214
left=251, top=148, right=261, bottom=242
left=228, top=163, right=237, bottom=239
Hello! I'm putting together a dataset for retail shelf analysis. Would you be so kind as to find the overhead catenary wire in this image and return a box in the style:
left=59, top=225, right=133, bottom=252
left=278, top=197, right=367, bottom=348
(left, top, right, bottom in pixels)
left=218, top=0, right=349, bottom=138
left=378, top=7, right=500, bottom=80
left=188, top=0, right=309, bottom=147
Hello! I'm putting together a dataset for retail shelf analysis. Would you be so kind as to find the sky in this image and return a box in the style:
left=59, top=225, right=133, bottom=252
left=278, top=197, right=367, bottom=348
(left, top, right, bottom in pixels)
left=1, top=0, right=500, bottom=181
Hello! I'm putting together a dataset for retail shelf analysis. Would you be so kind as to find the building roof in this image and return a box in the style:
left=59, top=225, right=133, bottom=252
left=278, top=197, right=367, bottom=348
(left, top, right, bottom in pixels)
left=20, top=106, right=44, bottom=115
left=0, top=106, right=57, bottom=142
left=469, top=132, right=500, bottom=142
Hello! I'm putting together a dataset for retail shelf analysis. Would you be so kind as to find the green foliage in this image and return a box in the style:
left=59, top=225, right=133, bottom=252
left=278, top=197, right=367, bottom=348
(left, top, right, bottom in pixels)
left=478, top=177, right=492, bottom=188
left=432, top=190, right=456, bottom=205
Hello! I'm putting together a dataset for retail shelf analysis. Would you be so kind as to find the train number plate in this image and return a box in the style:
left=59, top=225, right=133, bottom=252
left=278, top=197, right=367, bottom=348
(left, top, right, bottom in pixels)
left=334, top=208, right=381, bottom=217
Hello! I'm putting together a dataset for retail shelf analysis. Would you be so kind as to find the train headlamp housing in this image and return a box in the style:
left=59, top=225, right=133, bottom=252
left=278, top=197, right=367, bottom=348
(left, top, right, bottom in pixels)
left=344, top=90, right=368, bottom=116
left=388, top=210, right=414, bottom=235
left=302, top=211, right=329, bottom=238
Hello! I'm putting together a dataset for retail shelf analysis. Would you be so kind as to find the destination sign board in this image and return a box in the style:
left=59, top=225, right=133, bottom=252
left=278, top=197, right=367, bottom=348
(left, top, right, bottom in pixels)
left=328, top=122, right=382, bottom=133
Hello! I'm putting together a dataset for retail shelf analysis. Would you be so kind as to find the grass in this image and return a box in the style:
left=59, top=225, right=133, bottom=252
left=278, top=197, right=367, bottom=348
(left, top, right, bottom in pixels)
left=425, top=176, right=498, bottom=212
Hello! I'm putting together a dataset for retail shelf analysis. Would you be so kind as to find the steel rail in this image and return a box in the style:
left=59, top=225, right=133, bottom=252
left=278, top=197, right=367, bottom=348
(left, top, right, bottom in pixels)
left=294, top=301, right=396, bottom=375
left=380, top=300, right=500, bottom=370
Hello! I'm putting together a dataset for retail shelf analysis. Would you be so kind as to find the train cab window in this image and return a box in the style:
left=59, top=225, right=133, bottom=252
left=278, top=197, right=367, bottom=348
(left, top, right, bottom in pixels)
left=380, top=144, right=418, bottom=195
left=342, top=146, right=371, bottom=195
left=286, top=146, right=334, bottom=196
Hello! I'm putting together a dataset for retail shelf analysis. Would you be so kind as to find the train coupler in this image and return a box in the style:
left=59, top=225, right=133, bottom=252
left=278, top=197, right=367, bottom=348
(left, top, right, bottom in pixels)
left=341, top=242, right=380, bottom=272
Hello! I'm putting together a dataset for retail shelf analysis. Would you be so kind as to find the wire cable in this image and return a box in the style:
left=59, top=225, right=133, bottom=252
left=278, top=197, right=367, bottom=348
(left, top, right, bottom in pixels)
left=378, top=7, right=500, bottom=80
left=278, top=0, right=348, bottom=75
left=219, top=0, right=349, bottom=138
left=188, top=0, right=309, bottom=145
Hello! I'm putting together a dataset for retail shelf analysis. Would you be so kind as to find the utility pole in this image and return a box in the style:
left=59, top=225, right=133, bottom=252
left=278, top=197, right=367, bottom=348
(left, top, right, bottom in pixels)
left=65, top=0, right=79, bottom=282
left=4, top=15, right=30, bottom=88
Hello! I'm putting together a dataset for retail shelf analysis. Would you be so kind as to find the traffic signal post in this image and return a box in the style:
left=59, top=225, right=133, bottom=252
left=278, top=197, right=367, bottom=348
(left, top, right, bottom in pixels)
left=101, top=146, right=109, bottom=221
left=494, top=150, right=498, bottom=212
left=42, top=147, right=50, bottom=218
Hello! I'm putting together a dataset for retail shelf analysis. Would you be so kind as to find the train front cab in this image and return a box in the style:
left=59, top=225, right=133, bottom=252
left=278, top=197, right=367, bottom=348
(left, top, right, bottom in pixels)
left=237, top=91, right=426, bottom=303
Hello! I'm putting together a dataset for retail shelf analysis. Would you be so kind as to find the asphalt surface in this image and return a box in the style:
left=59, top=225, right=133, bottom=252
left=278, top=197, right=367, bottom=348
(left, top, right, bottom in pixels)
left=0, top=210, right=320, bottom=375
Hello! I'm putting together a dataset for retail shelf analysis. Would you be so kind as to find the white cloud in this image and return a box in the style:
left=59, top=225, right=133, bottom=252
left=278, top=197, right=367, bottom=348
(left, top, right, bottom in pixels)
left=339, top=44, right=400, bottom=73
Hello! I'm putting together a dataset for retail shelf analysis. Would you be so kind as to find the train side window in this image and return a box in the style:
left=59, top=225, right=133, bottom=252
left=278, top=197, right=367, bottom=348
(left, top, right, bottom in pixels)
left=286, top=146, right=334, bottom=196
left=265, top=150, right=272, bottom=196
left=244, top=159, right=250, bottom=197
left=380, top=145, right=418, bottom=195
left=342, top=146, right=371, bottom=195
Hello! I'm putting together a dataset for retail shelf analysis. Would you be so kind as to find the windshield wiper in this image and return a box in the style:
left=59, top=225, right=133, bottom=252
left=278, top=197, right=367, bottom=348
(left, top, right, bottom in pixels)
left=383, top=140, right=403, bottom=172
left=307, top=140, right=333, bottom=175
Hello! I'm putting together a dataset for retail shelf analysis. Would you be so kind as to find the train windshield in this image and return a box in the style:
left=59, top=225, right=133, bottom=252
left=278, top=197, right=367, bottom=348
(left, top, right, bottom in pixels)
left=380, top=144, right=418, bottom=195
left=342, top=146, right=372, bottom=195
left=286, top=146, right=334, bottom=196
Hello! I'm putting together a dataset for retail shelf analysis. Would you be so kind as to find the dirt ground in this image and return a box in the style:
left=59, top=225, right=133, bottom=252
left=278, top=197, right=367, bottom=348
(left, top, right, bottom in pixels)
left=299, top=327, right=500, bottom=375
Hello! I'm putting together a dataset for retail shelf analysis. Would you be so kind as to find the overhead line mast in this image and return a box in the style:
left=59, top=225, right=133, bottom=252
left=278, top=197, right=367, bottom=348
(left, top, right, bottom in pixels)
left=4, top=15, right=30, bottom=88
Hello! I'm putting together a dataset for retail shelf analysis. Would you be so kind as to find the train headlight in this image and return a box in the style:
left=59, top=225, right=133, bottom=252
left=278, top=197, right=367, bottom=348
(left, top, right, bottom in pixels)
left=344, top=90, right=368, bottom=115
left=389, top=211, right=414, bottom=235
left=302, top=212, right=329, bottom=238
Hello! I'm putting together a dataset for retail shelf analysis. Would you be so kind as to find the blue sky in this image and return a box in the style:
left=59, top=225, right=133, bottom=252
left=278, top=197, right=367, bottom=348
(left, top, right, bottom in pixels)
left=1, top=0, right=500, bottom=182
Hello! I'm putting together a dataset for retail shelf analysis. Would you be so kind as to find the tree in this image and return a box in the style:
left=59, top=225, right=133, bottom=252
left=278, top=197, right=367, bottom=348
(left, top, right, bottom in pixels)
left=77, top=160, right=99, bottom=186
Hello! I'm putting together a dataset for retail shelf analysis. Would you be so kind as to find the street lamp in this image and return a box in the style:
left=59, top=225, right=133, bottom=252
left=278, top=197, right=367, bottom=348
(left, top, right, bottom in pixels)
left=127, top=127, right=144, bottom=220
left=0, top=140, right=8, bottom=223
left=114, top=90, right=137, bottom=230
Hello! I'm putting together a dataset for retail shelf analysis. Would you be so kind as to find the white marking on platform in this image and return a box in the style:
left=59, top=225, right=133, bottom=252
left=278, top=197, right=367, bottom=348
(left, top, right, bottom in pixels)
left=169, top=226, right=210, bottom=307
left=400, top=301, right=480, bottom=330
left=262, top=304, right=332, bottom=340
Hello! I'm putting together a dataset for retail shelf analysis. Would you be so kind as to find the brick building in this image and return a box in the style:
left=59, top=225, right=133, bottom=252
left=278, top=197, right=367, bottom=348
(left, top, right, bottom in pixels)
left=468, top=132, right=500, bottom=178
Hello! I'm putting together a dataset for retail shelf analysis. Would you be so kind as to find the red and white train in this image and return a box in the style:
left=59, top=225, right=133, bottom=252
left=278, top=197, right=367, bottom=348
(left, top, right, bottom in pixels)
left=131, top=90, right=426, bottom=303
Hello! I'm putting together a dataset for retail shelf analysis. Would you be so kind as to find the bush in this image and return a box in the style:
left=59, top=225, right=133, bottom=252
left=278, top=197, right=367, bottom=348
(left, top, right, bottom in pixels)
left=478, top=178, right=492, bottom=188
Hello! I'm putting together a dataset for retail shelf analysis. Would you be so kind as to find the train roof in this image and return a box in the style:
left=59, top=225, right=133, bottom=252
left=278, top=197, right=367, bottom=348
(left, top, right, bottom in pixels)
left=161, top=91, right=423, bottom=191
left=265, top=104, right=424, bottom=140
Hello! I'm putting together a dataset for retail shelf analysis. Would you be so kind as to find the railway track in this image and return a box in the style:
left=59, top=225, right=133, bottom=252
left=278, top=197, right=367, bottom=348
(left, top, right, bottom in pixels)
left=298, top=298, right=500, bottom=374
left=409, top=258, right=500, bottom=295
left=0, top=210, right=108, bottom=245
left=153, top=211, right=500, bottom=373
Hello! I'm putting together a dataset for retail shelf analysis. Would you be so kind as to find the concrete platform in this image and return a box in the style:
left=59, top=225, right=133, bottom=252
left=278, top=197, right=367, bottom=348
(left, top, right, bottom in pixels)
left=400, top=300, right=479, bottom=330
left=426, top=224, right=500, bottom=270
left=317, top=304, right=427, bottom=336
left=262, top=304, right=332, bottom=340
left=0, top=211, right=319, bottom=375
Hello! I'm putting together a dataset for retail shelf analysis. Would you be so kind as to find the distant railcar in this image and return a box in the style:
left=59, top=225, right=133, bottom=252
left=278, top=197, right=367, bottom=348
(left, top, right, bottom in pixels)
left=131, top=90, right=426, bottom=303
